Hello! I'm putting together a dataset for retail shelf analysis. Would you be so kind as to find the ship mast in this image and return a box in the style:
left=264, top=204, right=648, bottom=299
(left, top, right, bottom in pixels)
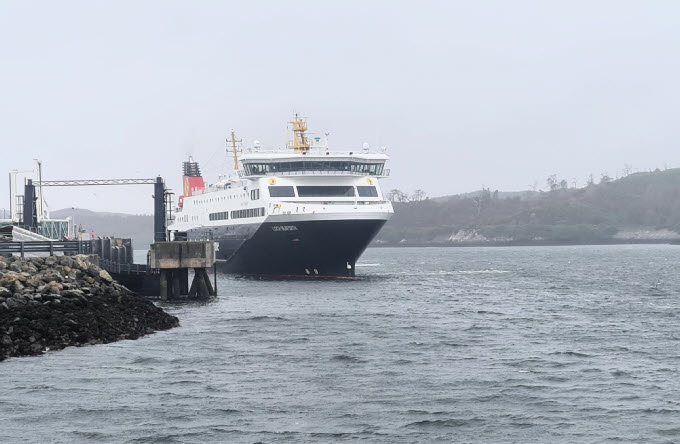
left=226, top=130, right=242, bottom=171
left=288, top=113, right=310, bottom=153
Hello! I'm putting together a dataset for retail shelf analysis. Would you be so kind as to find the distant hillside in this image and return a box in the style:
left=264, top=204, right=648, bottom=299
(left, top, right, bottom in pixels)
left=50, top=208, right=154, bottom=249
left=378, top=168, right=680, bottom=245
left=50, top=168, right=680, bottom=248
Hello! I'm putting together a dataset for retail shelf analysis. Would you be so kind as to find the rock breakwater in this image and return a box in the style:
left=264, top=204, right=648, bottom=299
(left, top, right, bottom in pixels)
left=0, top=255, right=179, bottom=361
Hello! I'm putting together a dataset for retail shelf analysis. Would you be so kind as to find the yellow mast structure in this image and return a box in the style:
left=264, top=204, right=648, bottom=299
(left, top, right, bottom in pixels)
left=288, top=113, right=310, bottom=153
left=226, top=129, right=242, bottom=171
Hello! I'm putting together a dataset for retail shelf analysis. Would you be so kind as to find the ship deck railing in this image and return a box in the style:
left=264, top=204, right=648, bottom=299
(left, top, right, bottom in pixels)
left=238, top=169, right=390, bottom=178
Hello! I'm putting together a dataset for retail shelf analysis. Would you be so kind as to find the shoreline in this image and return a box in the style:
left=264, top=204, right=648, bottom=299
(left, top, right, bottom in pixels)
left=371, top=239, right=679, bottom=248
left=1, top=255, right=179, bottom=361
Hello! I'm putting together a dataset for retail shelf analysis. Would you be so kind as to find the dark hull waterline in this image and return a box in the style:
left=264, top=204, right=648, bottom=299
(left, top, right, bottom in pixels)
left=188, top=219, right=387, bottom=277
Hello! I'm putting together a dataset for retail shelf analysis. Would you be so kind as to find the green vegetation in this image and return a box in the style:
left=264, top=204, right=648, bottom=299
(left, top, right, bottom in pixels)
left=378, top=168, right=680, bottom=245
left=48, top=168, right=680, bottom=248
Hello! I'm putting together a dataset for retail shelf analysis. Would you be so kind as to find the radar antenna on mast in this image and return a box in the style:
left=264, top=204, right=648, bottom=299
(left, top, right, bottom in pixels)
left=288, top=113, right=310, bottom=153
left=226, top=130, right=242, bottom=171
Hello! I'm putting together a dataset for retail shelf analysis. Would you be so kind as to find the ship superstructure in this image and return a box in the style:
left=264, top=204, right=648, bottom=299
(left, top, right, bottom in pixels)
left=168, top=115, right=393, bottom=277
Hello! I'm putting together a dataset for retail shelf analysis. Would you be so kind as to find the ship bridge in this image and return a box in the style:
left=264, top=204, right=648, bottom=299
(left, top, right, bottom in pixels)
left=238, top=152, right=390, bottom=178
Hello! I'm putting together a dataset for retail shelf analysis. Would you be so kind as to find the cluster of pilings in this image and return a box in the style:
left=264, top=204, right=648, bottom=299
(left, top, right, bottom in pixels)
left=159, top=268, right=215, bottom=300
left=149, top=241, right=217, bottom=300
left=93, top=238, right=134, bottom=265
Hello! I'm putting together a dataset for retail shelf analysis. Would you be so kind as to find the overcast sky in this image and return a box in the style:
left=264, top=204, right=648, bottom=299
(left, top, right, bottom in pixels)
left=1, top=1, right=679, bottom=215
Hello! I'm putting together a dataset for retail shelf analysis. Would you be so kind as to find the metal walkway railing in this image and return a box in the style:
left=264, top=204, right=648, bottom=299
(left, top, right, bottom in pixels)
left=0, top=239, right=150, bottom=276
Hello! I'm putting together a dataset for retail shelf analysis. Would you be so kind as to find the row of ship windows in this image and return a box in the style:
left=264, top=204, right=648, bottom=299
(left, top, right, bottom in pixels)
left=191, top=193, right=247, bottom=205
left=269, top=185, right=378, bottom=198
left=243, top=161, right=385, bottom=176
left=209, top=207, right=266, bottom=221
left=188, top=185, right=378, bottom=210
left=208, top=212, right=228, bottom=221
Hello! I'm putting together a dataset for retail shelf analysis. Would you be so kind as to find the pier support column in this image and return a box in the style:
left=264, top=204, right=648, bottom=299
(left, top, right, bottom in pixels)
left=187, top=268, right=214, bottom=299
left=159, top=270, right=168, bottom=300
left=149, top=241, right=216, bottom=300
left=171, top=270, right=181, bottom=299
left=180, top=268, right=189, bottom=295
left=213, top=262, right=217, bottom=296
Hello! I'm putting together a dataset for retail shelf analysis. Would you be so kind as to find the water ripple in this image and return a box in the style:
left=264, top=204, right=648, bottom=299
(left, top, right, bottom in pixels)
left=1, top=245, right=679, bottom=443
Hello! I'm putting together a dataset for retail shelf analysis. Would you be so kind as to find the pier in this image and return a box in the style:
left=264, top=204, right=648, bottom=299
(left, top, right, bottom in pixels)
left=2, top=172, right=217, bottom=300
left=0, top=237, right=216, bottom=299
left=150, top=241, right=217, bottom=300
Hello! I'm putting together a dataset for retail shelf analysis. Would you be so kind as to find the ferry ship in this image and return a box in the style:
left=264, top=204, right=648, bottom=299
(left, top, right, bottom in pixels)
left=167, top=115, right=393, bottom=277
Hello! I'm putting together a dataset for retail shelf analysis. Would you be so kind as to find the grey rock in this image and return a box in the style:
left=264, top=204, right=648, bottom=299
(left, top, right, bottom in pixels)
left=12, top=280, right=24, bottom=293
left=5, top=298, right=22, bottom=308
left=41, top=271, right=64, bottom=283
left=0, top=286, right=11, bottom=297
left=87, top=265, right=99, bottom=278
left=99, top=270, right=114, bottom=283
left=61, top=289, right=85, bottom=298
left=42, top=294, right=61, bottom=302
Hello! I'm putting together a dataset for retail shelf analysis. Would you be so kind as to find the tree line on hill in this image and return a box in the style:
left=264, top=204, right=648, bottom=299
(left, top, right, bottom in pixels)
left=378, top=167, right=680, bottom=245
left=48, top=167, right=680, bottom=248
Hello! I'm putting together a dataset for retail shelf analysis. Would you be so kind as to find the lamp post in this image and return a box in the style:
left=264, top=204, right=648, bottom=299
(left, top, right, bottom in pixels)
left=71, top=207, right=76, bottom=238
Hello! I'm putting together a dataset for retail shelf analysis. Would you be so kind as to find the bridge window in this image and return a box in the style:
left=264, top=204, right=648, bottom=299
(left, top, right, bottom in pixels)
left=357, top=186, right=378, bottom=197
left=297, top=186, right=355, bottom=197
left=250, top=189, right=260, bottom=200
left=269, top=186, right=295, bottom=197
left=243, top=161, right=385, bottom=176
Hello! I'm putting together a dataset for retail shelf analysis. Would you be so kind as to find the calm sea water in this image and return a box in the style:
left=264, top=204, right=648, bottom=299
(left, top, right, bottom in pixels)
left=2, top=245, right=680, bottom=443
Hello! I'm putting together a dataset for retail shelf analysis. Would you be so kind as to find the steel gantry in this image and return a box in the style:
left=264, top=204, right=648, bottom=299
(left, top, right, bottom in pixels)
left=23, top=177, right=172, bottom=242
left=38, top=178, right=158, bottom=187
